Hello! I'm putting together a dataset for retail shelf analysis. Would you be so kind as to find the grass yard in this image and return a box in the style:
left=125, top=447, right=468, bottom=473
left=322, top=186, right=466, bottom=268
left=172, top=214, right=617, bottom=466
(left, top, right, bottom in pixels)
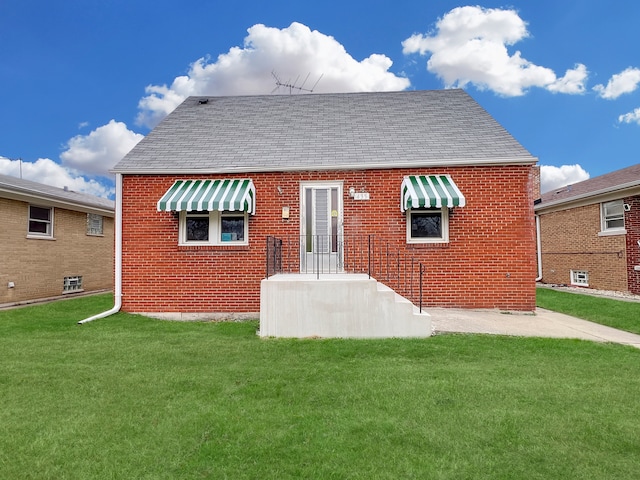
left=536, top=287, right=640, bottom=335
left=1, top=294, right=639, bottom=479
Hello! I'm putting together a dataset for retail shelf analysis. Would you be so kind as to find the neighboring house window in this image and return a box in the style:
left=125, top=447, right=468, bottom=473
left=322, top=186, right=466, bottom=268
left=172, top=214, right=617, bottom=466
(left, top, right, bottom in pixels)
left=180, top=211, right=248, bottom=245
left=571, top=270, right=589, bottom=287
left=63, top=276, right=83, bottom=293
left=28, top=205, right=53, bottom=237
left=87, top=213, right=104, bottom=235
left=406, top=208, right=449, bottom=243
left=601, top=200, right=625, bottom=233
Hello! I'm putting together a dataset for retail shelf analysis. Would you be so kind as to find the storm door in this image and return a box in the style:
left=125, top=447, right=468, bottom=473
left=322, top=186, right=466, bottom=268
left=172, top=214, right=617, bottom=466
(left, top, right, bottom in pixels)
left=301, top=183, right=343, bottom=273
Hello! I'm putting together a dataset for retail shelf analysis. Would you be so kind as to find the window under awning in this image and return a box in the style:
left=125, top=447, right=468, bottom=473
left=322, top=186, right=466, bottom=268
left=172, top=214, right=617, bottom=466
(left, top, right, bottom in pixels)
left=157, top=179, right=256, bottom=214
left=401, top=175, right=465, bottom=212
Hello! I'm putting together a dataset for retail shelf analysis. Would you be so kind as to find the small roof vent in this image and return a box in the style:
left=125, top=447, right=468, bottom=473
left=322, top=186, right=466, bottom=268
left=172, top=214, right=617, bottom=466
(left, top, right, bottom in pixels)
left=554, top=184, right=572, bottom=195
left=198, top=98, right=209, bottom=105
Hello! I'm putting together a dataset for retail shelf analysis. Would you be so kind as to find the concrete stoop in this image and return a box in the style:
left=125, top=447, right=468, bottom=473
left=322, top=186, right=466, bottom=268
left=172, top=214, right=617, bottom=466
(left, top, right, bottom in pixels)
left=259, top=274, right=431, bottom=338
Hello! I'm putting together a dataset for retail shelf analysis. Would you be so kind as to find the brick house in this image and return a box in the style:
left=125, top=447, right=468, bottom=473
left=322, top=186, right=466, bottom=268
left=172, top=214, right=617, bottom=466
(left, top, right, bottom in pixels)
left=535, top=163, right=640, bottom=294
left=0, top=174, right=115, bottom=306
left=110, top=90, right=538, bottom=321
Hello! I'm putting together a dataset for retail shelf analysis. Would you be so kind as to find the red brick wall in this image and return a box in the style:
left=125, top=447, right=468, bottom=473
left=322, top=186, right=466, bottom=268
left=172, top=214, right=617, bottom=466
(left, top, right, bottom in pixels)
left=625, top=195, right=640, bottom=294
left=121, top=165, right=536, bottom=314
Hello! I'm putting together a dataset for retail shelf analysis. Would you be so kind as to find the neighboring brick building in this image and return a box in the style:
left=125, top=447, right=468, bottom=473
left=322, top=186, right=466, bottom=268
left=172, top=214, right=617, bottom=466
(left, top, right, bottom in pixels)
left=0, top=174, right=115, bottom=306
left=535, top=163, right=640, bottom=294
left=112, top=90, right=539, bottom=318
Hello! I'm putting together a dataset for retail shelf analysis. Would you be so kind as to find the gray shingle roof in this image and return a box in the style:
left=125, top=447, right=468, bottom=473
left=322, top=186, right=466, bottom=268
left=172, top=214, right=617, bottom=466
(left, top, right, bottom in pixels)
left=537, top=163, right=640, bottom=210
left=0, top=174, right=114, bottom=214
left=114, top=89, right=536, bottom=174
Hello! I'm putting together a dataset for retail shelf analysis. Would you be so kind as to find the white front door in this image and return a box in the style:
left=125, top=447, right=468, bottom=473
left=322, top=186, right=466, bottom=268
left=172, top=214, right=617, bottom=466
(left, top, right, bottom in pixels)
left=301, top=183, right=342, bottom=273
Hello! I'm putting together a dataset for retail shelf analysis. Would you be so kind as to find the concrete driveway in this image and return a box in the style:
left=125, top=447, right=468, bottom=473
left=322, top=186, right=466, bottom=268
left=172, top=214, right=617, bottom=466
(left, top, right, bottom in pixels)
left=430, top=307, right=640, bottom=349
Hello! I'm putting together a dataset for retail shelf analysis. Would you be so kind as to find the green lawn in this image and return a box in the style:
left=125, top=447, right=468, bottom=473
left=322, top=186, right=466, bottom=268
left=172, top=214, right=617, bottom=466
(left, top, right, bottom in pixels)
left=1, top=294, right=639, bottom=479
left=537, top=287, right=640, bottom=335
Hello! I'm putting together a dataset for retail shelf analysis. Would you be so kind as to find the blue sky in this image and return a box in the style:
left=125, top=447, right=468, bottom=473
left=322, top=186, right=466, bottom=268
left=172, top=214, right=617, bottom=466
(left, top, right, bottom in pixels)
left=1, top=0, right=639, bottom=198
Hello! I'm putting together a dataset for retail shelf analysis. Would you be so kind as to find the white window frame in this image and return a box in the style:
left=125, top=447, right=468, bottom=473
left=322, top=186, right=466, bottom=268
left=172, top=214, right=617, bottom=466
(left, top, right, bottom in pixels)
left=27, top=205, right=54, bottom=238
left=86, top=213, right=104, bottom=236
left=179, top=210, right=249, bottom=246
left=570, top=270, right=589, bottom=287
left=599, top=199, right=626, bottom=236
left=406, top=208, right=449, bottom=244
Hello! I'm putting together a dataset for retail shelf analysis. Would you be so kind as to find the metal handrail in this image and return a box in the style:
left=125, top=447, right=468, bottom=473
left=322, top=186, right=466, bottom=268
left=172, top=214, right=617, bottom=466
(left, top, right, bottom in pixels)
left=266, top=234, right=427, bottom=312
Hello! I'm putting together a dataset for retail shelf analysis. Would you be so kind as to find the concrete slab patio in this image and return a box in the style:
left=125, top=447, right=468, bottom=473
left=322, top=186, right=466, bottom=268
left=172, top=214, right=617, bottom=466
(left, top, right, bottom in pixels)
left=430, top=307, right=640, bottom=349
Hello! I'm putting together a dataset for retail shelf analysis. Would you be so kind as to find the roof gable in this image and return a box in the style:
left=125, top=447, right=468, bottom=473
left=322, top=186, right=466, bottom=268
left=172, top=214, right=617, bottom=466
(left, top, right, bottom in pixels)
left=114, top=90, right=536, bottom=174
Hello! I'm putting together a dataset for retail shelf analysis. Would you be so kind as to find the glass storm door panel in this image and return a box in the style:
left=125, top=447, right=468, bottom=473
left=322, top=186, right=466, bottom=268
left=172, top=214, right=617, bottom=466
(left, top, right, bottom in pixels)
left=301, top=185, right=342, bottom=273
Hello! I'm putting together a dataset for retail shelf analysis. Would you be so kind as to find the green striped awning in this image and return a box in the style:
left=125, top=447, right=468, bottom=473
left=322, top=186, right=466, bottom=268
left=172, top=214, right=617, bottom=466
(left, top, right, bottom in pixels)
left=157, top=179, right=256, bottom=214
left=401, top=175, right=465, bottom=212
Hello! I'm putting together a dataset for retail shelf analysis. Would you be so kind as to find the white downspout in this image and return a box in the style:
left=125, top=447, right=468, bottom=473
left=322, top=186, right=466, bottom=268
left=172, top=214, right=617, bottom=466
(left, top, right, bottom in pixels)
left=535, top=214, right=543, bottom=282
left=78, top=173, right=123, bottom=324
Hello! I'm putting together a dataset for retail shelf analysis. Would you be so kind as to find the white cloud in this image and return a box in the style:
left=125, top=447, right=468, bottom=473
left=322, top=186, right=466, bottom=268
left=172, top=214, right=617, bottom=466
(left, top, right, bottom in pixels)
left=619, top=107, right=640, bottom=125
left=2, top=120, right=139, bottom=196
left=547, top=64, right=589, bottom=94
left=0, top=157, right=114, bottom=198
left=60, top=120, right=144, bottom=176
left=137, top=84, right=189, bottom=130
left=22, top=21, right=407, bottom=194
left=540, top=164, right=590, bottom=193
left=136, top=22, right=410, bottom=128
left=594, top=67, right=640, bottom=99
left=402, top=6, right=587, bottom=97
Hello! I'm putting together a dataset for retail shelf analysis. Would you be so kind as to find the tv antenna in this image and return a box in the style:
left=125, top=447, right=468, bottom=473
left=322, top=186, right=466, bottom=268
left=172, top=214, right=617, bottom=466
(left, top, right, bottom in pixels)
left=271, top=71, right=323, bottom=94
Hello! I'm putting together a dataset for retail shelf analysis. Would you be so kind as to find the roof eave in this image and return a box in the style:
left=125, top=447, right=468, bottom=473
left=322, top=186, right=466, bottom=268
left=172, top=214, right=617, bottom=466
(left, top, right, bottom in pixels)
left=0, top=187, right=115, bottom=216
left=535, top=181, right=640, bottom=212
left=112, top=156, right=538, bottom=175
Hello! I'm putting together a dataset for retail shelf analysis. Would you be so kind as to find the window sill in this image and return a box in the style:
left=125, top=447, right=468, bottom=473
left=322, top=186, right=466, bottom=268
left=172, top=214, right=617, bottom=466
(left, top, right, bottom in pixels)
left=407, top=238, right=449, bottom=245
left=62, top=289, right=85, bottom=295
left=26, top=235, right=56, bottom=240
left=87, top=233, right=105, bottom=237
left=407, top=241, right=450, bottom=249
left=178, top=244, right=250, bottom=252
left=598, top=229, right=626, bottom=237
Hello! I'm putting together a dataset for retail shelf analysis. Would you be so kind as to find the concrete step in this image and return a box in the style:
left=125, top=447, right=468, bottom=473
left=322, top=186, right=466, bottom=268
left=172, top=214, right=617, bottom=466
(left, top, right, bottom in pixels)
left=260, top=274, right=431, bottom=338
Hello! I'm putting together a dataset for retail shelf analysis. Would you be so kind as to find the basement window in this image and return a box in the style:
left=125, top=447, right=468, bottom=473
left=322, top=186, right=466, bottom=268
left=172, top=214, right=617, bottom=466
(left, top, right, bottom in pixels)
left=63, top=276, right=83, bottom=293
left=570, top=270, right=589, bottom=287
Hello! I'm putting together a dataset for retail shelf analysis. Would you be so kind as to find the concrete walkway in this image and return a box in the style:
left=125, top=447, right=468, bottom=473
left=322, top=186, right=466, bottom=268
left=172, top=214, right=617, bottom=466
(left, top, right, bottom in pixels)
left=430, top=307, right=640, bottom=349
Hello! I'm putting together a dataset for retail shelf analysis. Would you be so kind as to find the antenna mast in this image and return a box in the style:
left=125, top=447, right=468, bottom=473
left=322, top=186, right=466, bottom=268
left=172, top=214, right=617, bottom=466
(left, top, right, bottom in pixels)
left=271, top=71, right=323, bottom=94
